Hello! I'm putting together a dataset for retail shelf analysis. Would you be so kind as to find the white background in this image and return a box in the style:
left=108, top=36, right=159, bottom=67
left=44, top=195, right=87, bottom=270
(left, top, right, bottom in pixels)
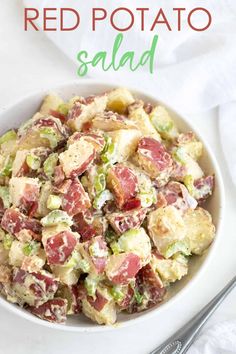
left=0, top=1, right=236, bottom=353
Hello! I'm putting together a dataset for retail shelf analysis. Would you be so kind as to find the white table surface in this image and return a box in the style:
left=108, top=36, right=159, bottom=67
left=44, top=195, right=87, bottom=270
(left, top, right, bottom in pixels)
left=0, top=1, right=236, bottom=353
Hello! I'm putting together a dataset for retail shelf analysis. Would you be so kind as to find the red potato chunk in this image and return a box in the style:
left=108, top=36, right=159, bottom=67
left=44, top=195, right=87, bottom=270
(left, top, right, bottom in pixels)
left=12, top=148, right=50, bottom=177
left=135, top=137, right=173, bottom=179
left=45, top=231, right=77, bottom=265
left=92, top=111, right=137, bottom=131
left=68, top=132, right=105, bottom=153
left=1, top=209, right=42, bottom=240
left=193, top=175, right=214, bottom=203
left=53, top=165, right=65, bottom=186
left=12, top=268, right=59, bottom=306
left=79, top=236, right=108, bottom=274
left=59, top=140, right=95, bottom=179
left=18, top=117, right=68, bottom=150
left=67, top=94, right=108, bottom=131
left=57, top=284, right=82, bottom=314
left=87, top=290, right=108, bottom=312
left=61, top=179, right=91, bottom=216
left=107, top=208, right=147, bottom=235
left=158, top=181, right=197, bottom=212
left=72, top=211, right=96, bottom=242
left=9, top=177, right=40, bottom=217
left=107, top=164, right=138, bottom=209
left=105, top=253, right=141, bottom=285
left=116, top=285, right=134, bottom=310
left=29, top=298, right=68, bottom=323
left=128, top=261, right=166, bottom=313
left=81, top=286, right=117, bottom=325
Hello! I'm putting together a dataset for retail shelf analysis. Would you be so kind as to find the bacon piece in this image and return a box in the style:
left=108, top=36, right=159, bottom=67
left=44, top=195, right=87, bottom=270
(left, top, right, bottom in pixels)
left=29, top=298, right=68, bottom=323
left=107, top=208, right=147, bottom=235
left=105, top=253, right=141, bottom=285
left=122, top=198, right=141, bottom=211
left=107, top=164, right=138, bottom=209
left=45, top=231, right=77, bottom=265
left=135, top=137, right=173, bottom=179
left=1, top=209, right=42, bottom=240
left=62, top=179, right=91, bottom=216
left=50, top=110, right=67, bottom=123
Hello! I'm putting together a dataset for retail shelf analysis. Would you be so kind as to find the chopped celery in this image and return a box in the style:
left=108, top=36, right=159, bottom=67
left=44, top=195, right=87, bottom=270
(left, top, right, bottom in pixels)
left=134, top=289, right=143, bottom=305
left=0, top=186, right=10, bottom=208
left=47, top=195, right=62, bottom=210
left=89, top=241, right=108, bottom=258
left=0, top=130, right=17, bottom=145
left=110, top=241, right=122, bottom=255
left=183, top=175, right=195, bottom=195
left=23, top=241, right=40, bottom=256
left=84, top=276, right=98, bottom=298
left=40, top=127, right=60, bottom=149
left=172, top=147, right=187, bottom=165
left=64, top=250, right=81, bottom=269
left=101, top=136, right=116, bottom=164
left=94, top=173, right=106, bottom=194
left=138, top=187, right=157, bottom=208
left=41, top=210, right=73, bottom=227
left=57, top=103, right=69, bottom=116
left=110, top=285, right=125, bottom=302
left=43, top=153, right=58, bottom=178
left=164, top=241, right=191, bottom=259
left=78, top=259, right=90, bottom=273
left=93, top=189, right=113, bottom=210
left=150, top=106, right=178, bottom=140
left=0, top=155, right=14, bottom=177
left=26, top=154, right=41, bottom=170
left=97, top=163, right=111, bottom=175
left=3, top=234, right=14, bottom=250
left=151, top=116, right=173, bottom=133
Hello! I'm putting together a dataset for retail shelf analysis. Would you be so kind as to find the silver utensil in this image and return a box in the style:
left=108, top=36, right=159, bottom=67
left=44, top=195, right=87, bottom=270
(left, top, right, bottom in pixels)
left=150, top=275, right=236, bottom=354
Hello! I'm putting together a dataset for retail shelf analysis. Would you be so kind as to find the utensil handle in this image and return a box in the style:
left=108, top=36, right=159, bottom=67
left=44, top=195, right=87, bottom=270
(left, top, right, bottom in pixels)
left=150, top=276, right=236, bottom=354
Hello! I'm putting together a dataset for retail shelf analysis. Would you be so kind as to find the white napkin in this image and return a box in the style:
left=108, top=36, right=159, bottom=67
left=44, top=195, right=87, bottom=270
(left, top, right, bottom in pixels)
left=189, top=320, right=236, bottom=354
left=21, top=1, right=236, bottom=351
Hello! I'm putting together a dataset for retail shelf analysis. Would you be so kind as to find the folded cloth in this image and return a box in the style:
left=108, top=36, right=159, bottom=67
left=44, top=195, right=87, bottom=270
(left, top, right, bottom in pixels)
left=22, top=0, right=236, bottom=184
left=189, top=320, right=236, bottom=354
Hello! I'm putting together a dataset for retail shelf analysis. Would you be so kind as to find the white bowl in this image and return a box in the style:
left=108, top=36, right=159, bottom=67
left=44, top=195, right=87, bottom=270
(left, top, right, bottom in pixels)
left=0, top=80, right=225, bottom=332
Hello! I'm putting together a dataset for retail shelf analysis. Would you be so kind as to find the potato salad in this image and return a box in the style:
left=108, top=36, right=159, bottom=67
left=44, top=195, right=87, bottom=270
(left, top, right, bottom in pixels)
left=0, top=88, right=215, bottom=325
